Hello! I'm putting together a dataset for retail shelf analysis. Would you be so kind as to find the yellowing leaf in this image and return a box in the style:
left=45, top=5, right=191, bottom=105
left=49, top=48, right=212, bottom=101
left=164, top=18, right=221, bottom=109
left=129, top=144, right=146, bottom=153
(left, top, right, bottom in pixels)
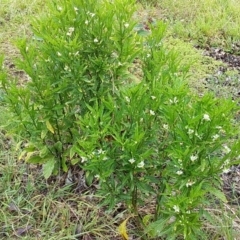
left=46, top=120, right=54, bottom=134
left=18, top=150, right=26, bottom=161
left=142, top=214, right=153, bottom=226
left=25, top=151, right=37, bottom=161
left=15, top=141, right=23, bottom=151
left=118, top=216, right=131, bottom=240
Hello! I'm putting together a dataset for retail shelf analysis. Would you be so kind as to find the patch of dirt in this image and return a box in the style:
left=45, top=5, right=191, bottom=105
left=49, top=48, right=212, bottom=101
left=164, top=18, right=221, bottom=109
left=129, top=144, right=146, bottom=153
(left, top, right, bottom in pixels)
left=197, top=45, right=240, bottom=100
left=205, top=46, right=240, bottom=69
left=222, top=166, right=240, bottom=205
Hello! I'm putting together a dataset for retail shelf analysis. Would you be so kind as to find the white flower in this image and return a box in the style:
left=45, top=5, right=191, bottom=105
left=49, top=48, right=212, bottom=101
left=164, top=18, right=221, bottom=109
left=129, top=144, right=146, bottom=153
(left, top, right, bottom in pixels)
left=151, top=95, right=156, bottom=100
left=95, top=174, right=100, bottom=179
left=169, top=97, right=178, bottom=104
left=94, top=38, right=98, bottom=43
left=216, top=125, right=226, bottom=134
left=173, top=205, right=180, bottom=213
left=221, top=159, right=230, bottom=172
left=74, top=51, right=79, bottom=56
left=57, top=52, right=62, bottom=56
left=186, top=180, right=195, bottom=187
left=74, top=7, right=78, bottom=12
left=176, top=170, right=183, bottom=175
left=111, top=52, right=118, bottom=58
left=64, top=65, right=71, bottom=71
left=57, top=6, right=63, bottom=11
left=124, top=23, right=129, bottom=28
left=129, top=158, right=135, bottom=164
left=163, top=124, right=169, bottom=130
left=225, top=159, right=230, bottom=165
left=149, top=110, right=155, bottom=116
left=97, top=149, right=105, bottom=154
left=89, top=12, right=95, bottom=17
left=125, top=96, right=130, bottom=103
left=187, top=128, right=194, bottom=135
left=212, top=134, right=220, bottom=141
left=69, top=27, right=75, bottom=32
left=81, top=156, right=88, bottom=163
left=137, top=161, right=145, bottom=168
left=146, top=53, right=151, bottom=58
left=223, top=145, right=231, bottom=154
left=85, top=20, right=89, bottom=25
left=222, top=168, right=231, bottom=174
left=203, top=114, right=211, bottom=121
left=67, top=27, right=75, bottom=36
left=220, top=129, right=226, bottom=134
left=195, top=132, right=202, bottom=139
left=190, top=154, right=198, bottom=162
left=168, top=216, right=176, bottom=223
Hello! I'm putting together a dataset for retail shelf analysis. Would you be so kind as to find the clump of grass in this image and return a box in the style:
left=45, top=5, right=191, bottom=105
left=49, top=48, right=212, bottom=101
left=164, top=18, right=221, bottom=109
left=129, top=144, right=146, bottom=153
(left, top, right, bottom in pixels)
left=156, top=0, right=240, bottom=48
left=0, top=0, right=48, bottom=67
left=203, top=203, right=240, bottom=240
left=164, top=37, right=224, bottom=92
left=0, top=153, right=120, bottom=239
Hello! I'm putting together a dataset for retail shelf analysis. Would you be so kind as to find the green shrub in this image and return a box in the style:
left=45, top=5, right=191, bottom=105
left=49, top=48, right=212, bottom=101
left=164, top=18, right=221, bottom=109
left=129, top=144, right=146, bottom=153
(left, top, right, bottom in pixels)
left=1, top=0, right=240, bottom=239
left=1, top=0, right=140, bottom=177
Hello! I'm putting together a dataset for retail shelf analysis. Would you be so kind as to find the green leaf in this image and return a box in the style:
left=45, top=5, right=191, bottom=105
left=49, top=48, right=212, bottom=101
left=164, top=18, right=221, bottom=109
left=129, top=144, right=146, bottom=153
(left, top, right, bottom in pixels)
left=54, top=141, right=62, bottom=152
left=145, top=218, right=169, bottom=237
left=27, top=155, right=44, bottom=164
left=71, top=158, right=80, bottom=165
left=136, top=181, right=154, bottom=194
left=39, top=146, right=49, bottom=158
left=41, top=129, right=48, bottom=139
left=61, top=157, right=68, bottom=172
left=70, top=145, right=77, bottom=159
left=85, top=171, right=94, bottom=186
left=209, top=187, right=228, bottom=203
left=142, top=214, right=153, bottom=226
left=43, top=158, right=55, bottom=179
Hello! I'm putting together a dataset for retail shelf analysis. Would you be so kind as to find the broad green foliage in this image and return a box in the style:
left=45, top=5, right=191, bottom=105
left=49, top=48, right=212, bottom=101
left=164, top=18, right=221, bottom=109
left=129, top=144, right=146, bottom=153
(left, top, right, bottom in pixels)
left=0, top=0, right=240, bottom=239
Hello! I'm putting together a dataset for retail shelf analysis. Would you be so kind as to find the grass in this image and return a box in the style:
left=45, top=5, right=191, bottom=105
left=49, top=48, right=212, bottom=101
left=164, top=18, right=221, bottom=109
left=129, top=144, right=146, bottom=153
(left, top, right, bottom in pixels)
left=136, top=1, right=240, bottom=96
left=140, top=0, right=240, bottom=50
left=1, top=0, right=240, bottom=239
left=0, top=149, right=121, bottom=239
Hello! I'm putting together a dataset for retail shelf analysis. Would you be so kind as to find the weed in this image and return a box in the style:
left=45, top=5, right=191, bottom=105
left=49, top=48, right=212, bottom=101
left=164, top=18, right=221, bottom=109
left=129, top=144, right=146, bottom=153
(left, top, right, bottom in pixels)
left=1, top=0, right=240, bottom=239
